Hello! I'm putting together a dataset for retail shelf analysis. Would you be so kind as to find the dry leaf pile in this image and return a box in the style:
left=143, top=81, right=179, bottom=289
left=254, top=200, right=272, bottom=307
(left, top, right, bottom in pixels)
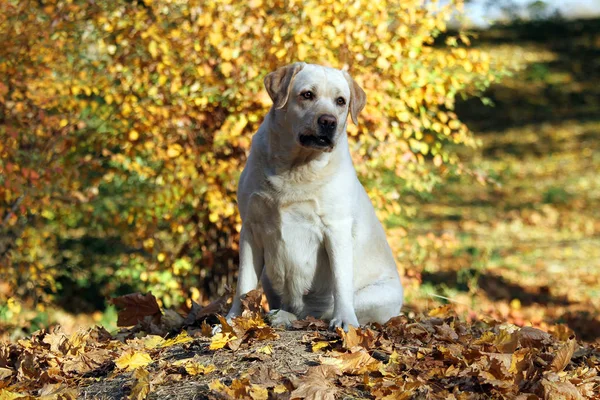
left=0, top=292, right=598, bottom=399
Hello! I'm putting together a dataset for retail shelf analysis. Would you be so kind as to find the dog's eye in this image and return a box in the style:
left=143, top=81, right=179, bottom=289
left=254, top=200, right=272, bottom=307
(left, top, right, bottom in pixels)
left=302, top=91, right=314, bottom=100
left=336, top=97, right=346, bottom=106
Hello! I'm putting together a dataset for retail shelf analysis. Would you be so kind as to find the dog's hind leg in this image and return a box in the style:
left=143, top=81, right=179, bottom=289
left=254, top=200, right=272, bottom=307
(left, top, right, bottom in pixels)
left=353, top=278, right=403, bottom=325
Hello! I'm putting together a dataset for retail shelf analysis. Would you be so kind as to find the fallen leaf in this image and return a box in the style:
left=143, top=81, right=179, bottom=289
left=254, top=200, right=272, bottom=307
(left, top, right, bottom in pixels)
left=312, top=341, right=330, bottom=352
left=111, top=293, right=162, bottom=327
left=290, top=365, right=340, bottom=400
left=161, top=309, right=185, bottom=332
left=141, top=335, right=165, bottom=349
left=428, top=305, right=453, bottom=317
left=129, top=368, right=150, bottom=400
left=257, top=345, right=273, bottom=355
left=518, top=326, right=551, bottom=348
left=0, top=368, right=12, bottom=381
left=184, top=362, right=215, bottom=376
left=160, top=331, right=193, bottom=348
left=320, top=350, right=381, bottom=375
left=38, top=383, right=77, bottom=400
left=0, top=389, right=25, bottom=400
left=209, top=332, right=237, bottom=350
left=550, top=337, right=577, bottom=373
left=183, top=294, right=229, bottom=326
left=42, top=329, right=68, bottom=354
left=115, top=350, right=152, bottom=371
left=241, top=289, right=264, bottom=313
left=291, top=316, right=329, bottom=330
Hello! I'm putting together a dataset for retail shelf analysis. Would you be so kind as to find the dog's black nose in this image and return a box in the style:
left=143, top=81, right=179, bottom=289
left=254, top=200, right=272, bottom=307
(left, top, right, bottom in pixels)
left=317, top=114, right=337, bottom=134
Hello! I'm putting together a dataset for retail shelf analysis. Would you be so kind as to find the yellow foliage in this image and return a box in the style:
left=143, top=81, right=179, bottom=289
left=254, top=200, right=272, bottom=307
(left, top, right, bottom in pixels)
left=115, top=350, right=153, bottom=371
left=0, top=0, right=499, bottom=309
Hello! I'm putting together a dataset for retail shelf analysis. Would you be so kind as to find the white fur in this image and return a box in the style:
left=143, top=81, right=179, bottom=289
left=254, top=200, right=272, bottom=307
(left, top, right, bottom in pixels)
left=227, top=63, right=403, bottom=330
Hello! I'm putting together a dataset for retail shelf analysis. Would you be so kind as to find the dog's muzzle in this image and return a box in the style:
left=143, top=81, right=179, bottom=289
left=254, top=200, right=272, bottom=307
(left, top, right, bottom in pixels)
left=298, top=114, right=337, bottom=151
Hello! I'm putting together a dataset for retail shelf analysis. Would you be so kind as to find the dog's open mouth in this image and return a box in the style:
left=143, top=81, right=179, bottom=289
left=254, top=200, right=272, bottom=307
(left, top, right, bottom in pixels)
left=299, top=134, right=333, bottom=150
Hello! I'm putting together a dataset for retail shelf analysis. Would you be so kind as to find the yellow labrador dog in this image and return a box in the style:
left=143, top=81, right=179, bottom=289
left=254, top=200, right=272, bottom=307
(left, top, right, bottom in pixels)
left=226, top=62, right=403, bottom=331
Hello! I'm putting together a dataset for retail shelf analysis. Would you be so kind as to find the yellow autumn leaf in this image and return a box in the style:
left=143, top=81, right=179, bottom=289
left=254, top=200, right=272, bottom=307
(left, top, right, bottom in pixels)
left=185, top=362, right=216, bottom=376
left=220, top=62, right=234, bottom=77
left=128, top=130, right=139, bottom=141
left=209, top=332, right=237, bottom=350
left=312, top=341, right=330, bottom=352
left=160, top=331, right=193, bottom=348
left=115, top=350, right=152, bottom=371
left=0, top=390, right=24, bottom=400
left=148, top=41, right=158, bottom=58
left=166, top=144, right=183, bottom=158
left=130, top=368, right=150, bottom=400
left=142, top=335, right=165, bottom=349
left=257, top=345, right=273, bottom=355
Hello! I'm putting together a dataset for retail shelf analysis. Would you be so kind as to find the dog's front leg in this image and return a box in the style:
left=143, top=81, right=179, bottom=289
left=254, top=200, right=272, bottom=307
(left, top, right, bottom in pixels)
left=324, top=220, right=359, bottom=331
left=226, top=225, right=263, bottom=321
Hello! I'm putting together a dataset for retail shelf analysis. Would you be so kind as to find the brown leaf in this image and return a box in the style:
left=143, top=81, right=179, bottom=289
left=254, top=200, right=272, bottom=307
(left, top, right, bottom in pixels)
left=42, top=328, right=68, bottom=354
left=241, top=289, right=264, bottom=313
left=518, top=326, right=551, bottom=348
left=38, top=383, right=78, bottom=400
left=291, top=316, right=329, bottom=330
left=249, top=366, right=284, bottom=388
left=433, top=323, right=459, bottom=342
left=340, top=325, right=377, bottom=350
left=320, top=350, right=381, bottom=375
left=541, top=377, right=582, bottom=400
left=494, top=328, right=519, bottom=353
left=62, top=349, right=112, bottom=375
left=160, top=309, right=185, bottom=332
left=183, top=294, right=229, bottom=326
left=290, top=365, right=340, bottom=400
left=111, top=293, right=162, bottom=327
left=550, top=337, right=577, bottom=373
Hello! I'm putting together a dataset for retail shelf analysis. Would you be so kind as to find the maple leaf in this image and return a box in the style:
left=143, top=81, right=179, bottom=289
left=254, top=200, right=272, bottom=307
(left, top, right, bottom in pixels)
left=129, top=368, right=150, bottom=400
left=42, top=329, right=68, bottom=354
left=209, top=332, right=237, bottom=350
left=339, top=325, right=377, bottom=350
left=160, top=331, right=193, bottom=348
left=62, top=349, right=112, bottom=375
left=185, top=362, right=215, bottom=376
left=290, top=365, right=340, bottom=400
left=115, top=350, right=153, bottom=371
left=320, top=350, right=381, bottom=375
left=110, top=293, right=162, bottom=327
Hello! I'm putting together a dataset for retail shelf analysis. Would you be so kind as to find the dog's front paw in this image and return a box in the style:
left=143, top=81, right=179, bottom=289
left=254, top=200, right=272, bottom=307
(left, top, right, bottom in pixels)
left=329, top=313, right=360, bottom=332
left=265, top=309, right=298, bottom=328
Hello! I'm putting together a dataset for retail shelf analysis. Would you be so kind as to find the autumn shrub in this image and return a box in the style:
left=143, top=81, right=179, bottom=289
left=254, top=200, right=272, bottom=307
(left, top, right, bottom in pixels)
left=0, top=0, right=500, bottom=322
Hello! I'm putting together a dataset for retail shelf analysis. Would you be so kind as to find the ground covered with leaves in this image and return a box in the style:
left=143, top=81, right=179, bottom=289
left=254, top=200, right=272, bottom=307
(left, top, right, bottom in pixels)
left=0, top=291, right=599, bottom=399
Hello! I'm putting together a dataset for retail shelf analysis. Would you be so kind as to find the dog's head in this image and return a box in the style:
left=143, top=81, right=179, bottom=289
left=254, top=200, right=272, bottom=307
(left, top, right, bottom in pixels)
left=264, top=62, right=366, bottom=152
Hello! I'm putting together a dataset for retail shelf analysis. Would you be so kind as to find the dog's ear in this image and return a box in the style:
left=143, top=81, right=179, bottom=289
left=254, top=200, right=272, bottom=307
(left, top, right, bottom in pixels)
left=342, top=71, right=367, bottom=125
left=264, top=62, right=306, bottom=109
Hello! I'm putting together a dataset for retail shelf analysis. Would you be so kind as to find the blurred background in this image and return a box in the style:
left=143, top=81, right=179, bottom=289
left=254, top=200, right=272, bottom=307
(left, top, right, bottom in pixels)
left=0, top=0, right=598, bottom=342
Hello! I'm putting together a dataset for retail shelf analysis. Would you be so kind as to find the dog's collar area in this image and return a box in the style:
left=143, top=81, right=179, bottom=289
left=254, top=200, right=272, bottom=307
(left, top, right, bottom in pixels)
left=299, top=134, right=333, bottom=151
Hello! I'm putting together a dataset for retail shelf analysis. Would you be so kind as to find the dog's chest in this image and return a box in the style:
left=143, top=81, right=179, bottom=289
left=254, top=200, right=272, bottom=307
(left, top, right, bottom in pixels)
left=256, top=199, right=332, bottom=309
